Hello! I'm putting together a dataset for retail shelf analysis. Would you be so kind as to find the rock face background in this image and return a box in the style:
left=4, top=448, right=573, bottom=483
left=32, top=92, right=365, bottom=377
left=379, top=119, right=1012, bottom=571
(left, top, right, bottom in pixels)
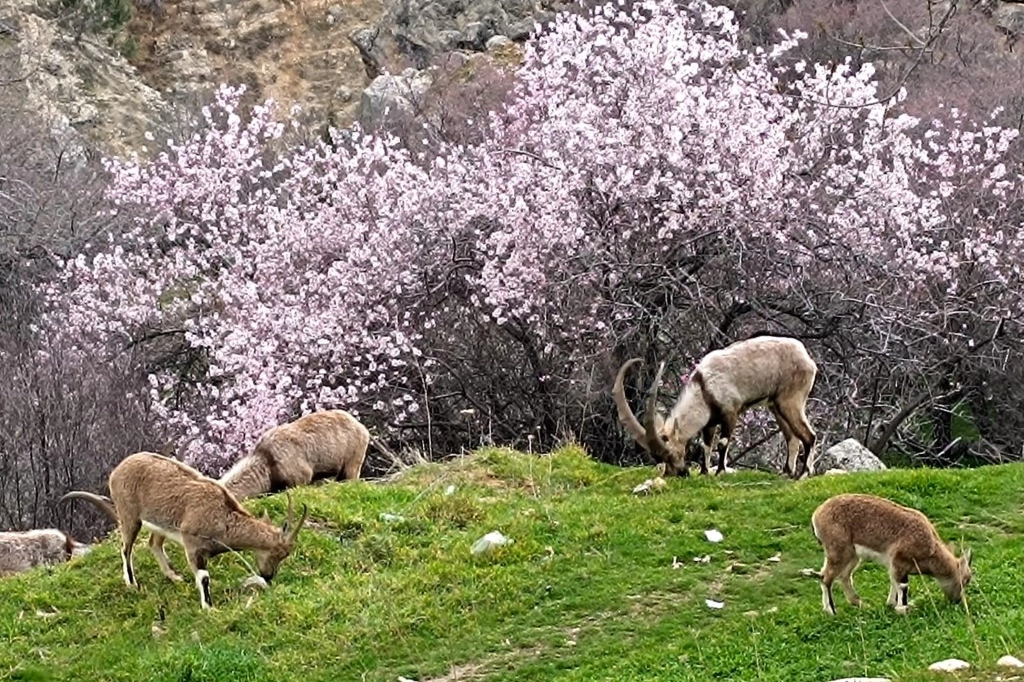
left=0, top=0, right=564, bottom=156
left=1, top=0, right=1022, bottom=155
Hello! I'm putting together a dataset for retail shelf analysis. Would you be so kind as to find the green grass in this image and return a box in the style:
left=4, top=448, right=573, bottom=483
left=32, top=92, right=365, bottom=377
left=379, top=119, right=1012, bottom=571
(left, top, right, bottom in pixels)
left=2, top=446, right=1023, bottom=681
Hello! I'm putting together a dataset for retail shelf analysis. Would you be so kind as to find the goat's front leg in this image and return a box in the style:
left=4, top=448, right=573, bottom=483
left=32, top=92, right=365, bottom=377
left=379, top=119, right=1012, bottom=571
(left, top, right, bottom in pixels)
left=149, top=533, right=183, bottom=582
left=889, top=565, right=910, bottom=615
left=183, top=540, right=214, bottom=610
left=698, top=425, right=717, bottom=476
left=714, top=415, right=737, bottom=475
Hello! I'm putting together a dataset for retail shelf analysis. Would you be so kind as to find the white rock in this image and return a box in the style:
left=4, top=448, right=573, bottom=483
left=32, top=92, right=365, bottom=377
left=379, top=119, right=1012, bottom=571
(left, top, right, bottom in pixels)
left=632, top=477, right=666, bottom=495
left=471, top=531, right=512, bottom=555
left=632, top=479, right=653, bottom=494
left=444, top=484, right=456, bottom=496
left=815, top=438, right=886, bottom=474
left=704, top=529, right=724, bottom=543
left=927, top=659, right=970, bottom=672
left=998, top=655, right=1024, bottom=668
left=380, top=512, right=405, bottom=522
left=693, top=555, right=711, bottom=563
left=705, top=599, right=725, bottom=609
left=241, top=575, right=268, bottom=591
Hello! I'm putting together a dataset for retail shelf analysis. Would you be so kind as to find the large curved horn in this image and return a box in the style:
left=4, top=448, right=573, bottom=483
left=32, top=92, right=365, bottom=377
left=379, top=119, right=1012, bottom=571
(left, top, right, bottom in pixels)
left=643, top=362, right=672, bottom=459
left=283, top=503, right=308, bottom=544
left=613, top=358, right=649, bottom=445
left=60, top=491, right=118, bottom=523
left=281, top=491, right=295, bottom=533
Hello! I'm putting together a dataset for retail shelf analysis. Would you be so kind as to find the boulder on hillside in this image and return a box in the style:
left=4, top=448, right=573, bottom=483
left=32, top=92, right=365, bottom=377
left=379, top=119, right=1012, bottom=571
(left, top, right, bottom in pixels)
left=994, top=1, right=1024, bottom=48
left=358, top=68, right=434, bottom=130
left=814, top=438, right=886, bottom=474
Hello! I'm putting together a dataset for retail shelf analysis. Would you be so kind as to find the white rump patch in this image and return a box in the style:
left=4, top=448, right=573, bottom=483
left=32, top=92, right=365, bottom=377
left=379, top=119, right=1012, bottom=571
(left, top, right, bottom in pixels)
left=142, top=521, right=184, bottom=546
left=854, top=544, right=891, bottom=567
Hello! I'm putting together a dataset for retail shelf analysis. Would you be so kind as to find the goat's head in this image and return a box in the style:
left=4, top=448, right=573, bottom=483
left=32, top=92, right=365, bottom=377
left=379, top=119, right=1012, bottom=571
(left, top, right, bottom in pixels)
left=939, top=547, right=973, bottom=603
left=252, top=493, right=308, bottom=583
left=613, top=358, right=699, bottom=476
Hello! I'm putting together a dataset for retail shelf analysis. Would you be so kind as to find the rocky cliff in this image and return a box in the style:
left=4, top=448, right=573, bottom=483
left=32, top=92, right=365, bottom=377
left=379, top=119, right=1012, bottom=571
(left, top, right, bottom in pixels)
left=1, top=0, right=1021, bottom=158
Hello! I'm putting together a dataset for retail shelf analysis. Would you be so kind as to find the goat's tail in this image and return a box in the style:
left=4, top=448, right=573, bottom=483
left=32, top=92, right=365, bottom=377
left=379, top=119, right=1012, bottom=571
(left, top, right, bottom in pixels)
left=60, top=491, right=117, bottom=523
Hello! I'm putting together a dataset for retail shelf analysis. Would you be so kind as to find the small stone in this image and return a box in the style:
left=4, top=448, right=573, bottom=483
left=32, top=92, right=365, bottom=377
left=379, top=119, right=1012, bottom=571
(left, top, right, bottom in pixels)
left=704, top=529, right=724, bottom=543
left=241, top=575, right=268, bottom=591
left=485, top=35, right=512, bottom=52
left=998, top=655, right=1024, bottom=668
left=927, top=659, right=970, bottom=672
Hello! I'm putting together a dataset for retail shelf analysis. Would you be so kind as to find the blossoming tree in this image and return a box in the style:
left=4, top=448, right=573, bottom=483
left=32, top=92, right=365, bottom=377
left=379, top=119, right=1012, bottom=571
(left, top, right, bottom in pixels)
left=52, top=0, right=1024, bottom=472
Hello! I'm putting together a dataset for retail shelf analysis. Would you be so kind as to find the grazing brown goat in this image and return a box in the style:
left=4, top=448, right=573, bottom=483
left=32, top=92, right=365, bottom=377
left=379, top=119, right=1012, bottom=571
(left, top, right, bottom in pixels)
left=812, top=493, right=972, bottom=615
left=219, top=409, right=370, bottom=499
left=613, top=336, right=817, bottom=478
left=0, top=529, right=91, bottom=578
left=61, top=452, right=307, bottom=609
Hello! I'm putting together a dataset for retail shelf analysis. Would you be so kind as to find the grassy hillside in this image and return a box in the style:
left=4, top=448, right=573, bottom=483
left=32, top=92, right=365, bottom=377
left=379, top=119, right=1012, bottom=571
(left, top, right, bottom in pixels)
left=2, top=447, right=1023, bottom=682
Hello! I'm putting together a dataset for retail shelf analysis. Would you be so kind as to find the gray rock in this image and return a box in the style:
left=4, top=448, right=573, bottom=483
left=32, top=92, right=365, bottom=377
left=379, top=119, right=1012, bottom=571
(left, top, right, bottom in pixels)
left=358, top=69, right=434, bottom=129
left=485, top=34, right=512, bottom=52
left=507, top=18, right=536, bottom=41
left=994, top=1, right=1024, bottom=46
left=814, top=438, right=886, bottom=474
left=459, top=21, right=490, bottom=50
left=350, top=26, right=385, bottom=79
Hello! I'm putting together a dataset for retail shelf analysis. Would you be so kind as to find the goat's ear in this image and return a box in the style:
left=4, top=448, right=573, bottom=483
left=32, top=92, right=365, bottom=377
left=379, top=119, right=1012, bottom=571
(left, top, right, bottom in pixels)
left=963, top=547, right=973, bottom=567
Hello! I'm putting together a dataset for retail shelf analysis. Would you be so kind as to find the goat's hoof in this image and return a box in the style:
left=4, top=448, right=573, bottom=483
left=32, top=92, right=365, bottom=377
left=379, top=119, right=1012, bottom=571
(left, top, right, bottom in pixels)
left=168, top=573, right=183, bottom=583
left=894, top=605, right=909, bottom=615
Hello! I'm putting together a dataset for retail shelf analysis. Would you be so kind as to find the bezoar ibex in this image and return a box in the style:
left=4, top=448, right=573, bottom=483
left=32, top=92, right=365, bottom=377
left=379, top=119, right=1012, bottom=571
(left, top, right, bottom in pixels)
left=219, top=409, right=370, bottom=500
left=613, top=335, right=817, bottom=478
left=61, top=452, right=307, bottom=610
left=0, top=529, right=91, bottom=578
left=812, top=493, right=973, bottom=615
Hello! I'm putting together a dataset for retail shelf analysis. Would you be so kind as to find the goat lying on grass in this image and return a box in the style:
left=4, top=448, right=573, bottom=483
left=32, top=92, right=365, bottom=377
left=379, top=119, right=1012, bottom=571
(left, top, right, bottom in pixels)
left=61, top=452, right=307, bottom=609
left=220, top=409, right=370, bottom=499
left=613, top=335, right=817, bottom=478
left=812, top=493, right=972, bottom=615
left=0, top=529, right=91, bottom=578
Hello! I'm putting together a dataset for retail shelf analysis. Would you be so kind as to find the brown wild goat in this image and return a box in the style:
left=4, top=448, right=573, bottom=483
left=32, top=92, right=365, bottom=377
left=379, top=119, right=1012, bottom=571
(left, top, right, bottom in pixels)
left=219, top=409, right=370, bottom=499
left=0, top=529, right=91, bottom=578
left=812, top=493, right=972, bottom=615
left=613, top=336, right=817, bottom=478
left=61, top=452, right=307, bottom=609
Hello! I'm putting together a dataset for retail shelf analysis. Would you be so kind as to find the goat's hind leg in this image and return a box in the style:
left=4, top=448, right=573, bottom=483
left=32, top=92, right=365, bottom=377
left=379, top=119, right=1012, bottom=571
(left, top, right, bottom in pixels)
left=838, top=558, right=863, bottom=607
left=820, top=556, right=839, bottom=615
left=776, top=400, right=816, bottom=479
left=119, top=518, right=142, bottom=588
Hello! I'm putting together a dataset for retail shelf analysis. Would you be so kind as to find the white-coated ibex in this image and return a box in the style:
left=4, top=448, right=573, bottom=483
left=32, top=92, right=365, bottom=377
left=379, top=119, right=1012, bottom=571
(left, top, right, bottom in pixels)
left=0, top=529, right=91, bottom=578
left=613, top=335, right=817, bottom=478
left=61, top=452, right=307, bottom=610
left=219, top=409, right=369, bottom=500
left=812, top=493, right=973, bottom=615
